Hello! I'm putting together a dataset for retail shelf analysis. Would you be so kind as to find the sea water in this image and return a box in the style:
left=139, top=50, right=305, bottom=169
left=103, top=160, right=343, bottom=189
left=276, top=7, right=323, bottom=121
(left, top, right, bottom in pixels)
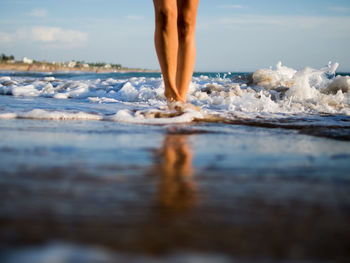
left=1, top=62, right=350, bottom=262
left=0, top=62, right=349, bottom=128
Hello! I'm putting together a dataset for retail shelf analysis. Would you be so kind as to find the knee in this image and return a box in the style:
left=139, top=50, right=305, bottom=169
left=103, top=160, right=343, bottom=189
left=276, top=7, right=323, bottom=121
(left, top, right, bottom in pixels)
left=155, top=6, right=177, bottom=31
left=177, top=15, right=196, bottom=41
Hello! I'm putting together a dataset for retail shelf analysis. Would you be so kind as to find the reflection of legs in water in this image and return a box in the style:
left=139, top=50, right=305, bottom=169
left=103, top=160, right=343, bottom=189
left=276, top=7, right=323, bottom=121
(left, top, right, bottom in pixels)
left=162, top=135, right=193, bottom=177
left=156, top=134, right=196, bottom=214
left=153, top=0, right=199, bottom=103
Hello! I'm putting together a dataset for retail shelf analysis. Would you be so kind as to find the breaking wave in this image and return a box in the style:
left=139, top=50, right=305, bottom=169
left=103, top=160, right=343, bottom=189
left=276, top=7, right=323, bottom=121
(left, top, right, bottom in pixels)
left=0, top=62, right=349, bottom=130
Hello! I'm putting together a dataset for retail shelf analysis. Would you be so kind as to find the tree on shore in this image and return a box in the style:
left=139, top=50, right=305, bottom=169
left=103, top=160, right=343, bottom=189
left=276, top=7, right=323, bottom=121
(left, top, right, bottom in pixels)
left=1, top=53, right=124, bottom=69
left=0, top=54, right=15, bottom=61
left=88, top=62, right=122, bottom=69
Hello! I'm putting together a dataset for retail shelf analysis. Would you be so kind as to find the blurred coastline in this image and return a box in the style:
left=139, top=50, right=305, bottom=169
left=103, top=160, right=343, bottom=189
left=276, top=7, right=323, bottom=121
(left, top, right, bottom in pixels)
left=0, top=61, right=158, bottom=73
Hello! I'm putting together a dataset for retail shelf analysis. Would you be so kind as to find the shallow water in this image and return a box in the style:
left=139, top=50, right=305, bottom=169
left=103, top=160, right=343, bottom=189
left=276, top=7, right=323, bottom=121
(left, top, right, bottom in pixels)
left=1, top=64, right=350, bottom=262
left=1, top=118, right=350, bottom=262
left=0, top=62, right=349, bottom=130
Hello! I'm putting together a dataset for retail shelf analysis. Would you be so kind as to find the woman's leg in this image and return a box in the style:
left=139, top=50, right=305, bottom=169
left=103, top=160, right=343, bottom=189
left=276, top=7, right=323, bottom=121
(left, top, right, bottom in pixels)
left=176, top=0, right=199, bottom=102
left=153, top=0, right=183, bottom=102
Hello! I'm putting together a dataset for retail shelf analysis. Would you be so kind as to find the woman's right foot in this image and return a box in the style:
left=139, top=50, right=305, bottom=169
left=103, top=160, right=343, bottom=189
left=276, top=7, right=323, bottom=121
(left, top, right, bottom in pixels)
left=167, top=101, right=200, bottom=112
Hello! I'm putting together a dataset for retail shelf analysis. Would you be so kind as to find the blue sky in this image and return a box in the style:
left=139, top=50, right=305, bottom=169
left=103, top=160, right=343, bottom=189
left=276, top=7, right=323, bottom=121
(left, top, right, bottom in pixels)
left=1, top=0, right=350, bottom=71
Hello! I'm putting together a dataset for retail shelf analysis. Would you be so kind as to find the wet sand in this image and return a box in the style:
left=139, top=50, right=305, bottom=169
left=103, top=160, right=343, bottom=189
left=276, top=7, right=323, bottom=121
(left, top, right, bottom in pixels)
left=0, top=119, right=350, bottom=262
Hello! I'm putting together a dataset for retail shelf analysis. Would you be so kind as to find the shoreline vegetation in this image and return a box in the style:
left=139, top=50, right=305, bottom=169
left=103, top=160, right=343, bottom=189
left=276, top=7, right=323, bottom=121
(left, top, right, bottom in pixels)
left=0, top=53, right=158, bottom=73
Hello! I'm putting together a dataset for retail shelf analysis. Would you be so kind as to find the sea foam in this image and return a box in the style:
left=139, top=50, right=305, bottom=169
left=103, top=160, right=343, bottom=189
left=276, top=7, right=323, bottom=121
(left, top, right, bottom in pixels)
left=0, top=62, right=349, bottom=125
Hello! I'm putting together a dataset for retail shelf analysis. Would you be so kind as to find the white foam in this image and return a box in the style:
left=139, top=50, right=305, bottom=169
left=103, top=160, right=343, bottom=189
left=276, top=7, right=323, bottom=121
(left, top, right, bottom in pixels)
left=88, top=97, right=119, bottom=103
left=285, top=68, right=319, bottom=101
left=116, top=82, right=139, bottom=102
left=110, top=108, right=203, bottom=124
left=252, top=61, right=297, bottom=89
left=323, top=76, right=350, bottom=94
left=12, top=85, right=41, bottom=97
left=245, top=62, right=350, bottom=115
left=0, top=62, right=349, bottom=125
left=54, top=93, right=69, bottom=99
left=43, top=76, right=55, bottom=81
left=0, top=76, right=12, bottom=83
left=0, top=112, right=17, bottom=119
left=20, top=109, right=103, bottom=121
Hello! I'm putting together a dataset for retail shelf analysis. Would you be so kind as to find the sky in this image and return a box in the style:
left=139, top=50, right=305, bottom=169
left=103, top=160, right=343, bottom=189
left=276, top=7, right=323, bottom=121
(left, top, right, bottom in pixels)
left=0, top=0, right=350, bottom=72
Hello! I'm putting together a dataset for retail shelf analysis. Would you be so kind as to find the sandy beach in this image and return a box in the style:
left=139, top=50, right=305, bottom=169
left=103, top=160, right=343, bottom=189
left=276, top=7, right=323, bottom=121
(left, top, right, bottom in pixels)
left=0, top=62, right=158, bottom=74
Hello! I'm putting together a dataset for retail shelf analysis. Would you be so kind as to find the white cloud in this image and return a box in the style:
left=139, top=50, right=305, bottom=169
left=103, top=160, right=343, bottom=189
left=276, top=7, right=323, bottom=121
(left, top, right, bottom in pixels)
left=215, top=15, right=350, bottom=30
left=0, top=26, right=88, bottom=48
left=0, top=32, right=13, bottom=43
left=29, top=8, right=48, bottom=17
left=329, top=6, right=350, bottom=13
left=31, top=26, right=87, bottom=44
left=218, top=15, right=284, bottom=26
left=126, top=15, right=144, bottom=20
left=219, top=5, right=245, bottom=9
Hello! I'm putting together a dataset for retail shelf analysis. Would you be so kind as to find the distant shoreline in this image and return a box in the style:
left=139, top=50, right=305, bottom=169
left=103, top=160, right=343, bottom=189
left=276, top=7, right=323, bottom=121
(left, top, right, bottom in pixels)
left=0, top=62, right=159, bottom=73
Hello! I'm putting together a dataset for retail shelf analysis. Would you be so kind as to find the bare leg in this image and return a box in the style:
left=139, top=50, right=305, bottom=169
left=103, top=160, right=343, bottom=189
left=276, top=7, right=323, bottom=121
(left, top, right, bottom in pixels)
left=176, top=0, right=199, bottom=102
left=153, top=0, right=183, bottom=102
